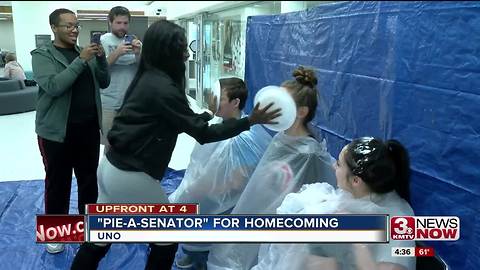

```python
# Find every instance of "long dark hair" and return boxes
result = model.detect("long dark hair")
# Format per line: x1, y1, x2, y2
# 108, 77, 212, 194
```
345, 137, 411, 202
122, 20, 188, 106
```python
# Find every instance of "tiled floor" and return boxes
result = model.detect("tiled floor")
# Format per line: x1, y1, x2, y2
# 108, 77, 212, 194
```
0, 96, 201, 182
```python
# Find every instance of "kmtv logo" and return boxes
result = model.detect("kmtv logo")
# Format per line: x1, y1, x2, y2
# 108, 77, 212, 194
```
391, 216, 460, 241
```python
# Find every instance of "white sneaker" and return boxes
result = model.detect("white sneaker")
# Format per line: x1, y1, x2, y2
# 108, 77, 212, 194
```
46, 243, 65, 254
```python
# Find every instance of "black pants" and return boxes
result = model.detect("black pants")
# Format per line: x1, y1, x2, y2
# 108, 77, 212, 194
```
37, 120, 100, 215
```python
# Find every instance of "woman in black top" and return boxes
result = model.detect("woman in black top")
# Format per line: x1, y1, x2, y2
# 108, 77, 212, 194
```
71, 20, 280, 270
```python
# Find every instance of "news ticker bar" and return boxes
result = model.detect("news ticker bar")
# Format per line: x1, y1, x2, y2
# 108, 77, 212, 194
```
88, 215, 386, 230
35, 204, 460, 243
88, 229, 386, 243
87, 215, 387, 243
36, 213, 388, 243
391, 247, 435, 257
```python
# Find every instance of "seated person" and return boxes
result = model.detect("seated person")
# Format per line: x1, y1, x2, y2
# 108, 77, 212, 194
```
252, 137, 415, 270
169, 77, 273, 269
207, 66, 337, 270
3, 53, 26, 81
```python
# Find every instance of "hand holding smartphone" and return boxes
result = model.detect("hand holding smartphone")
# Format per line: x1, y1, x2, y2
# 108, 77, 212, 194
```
91, 33, 102, 45
123, 35, 134, 45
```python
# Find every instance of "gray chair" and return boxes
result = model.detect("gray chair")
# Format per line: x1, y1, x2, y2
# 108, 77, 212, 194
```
0, 79, 38, 115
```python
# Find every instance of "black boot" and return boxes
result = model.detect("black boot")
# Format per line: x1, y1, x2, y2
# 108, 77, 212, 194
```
70, 243, 111, 270
145, 243, 178, 270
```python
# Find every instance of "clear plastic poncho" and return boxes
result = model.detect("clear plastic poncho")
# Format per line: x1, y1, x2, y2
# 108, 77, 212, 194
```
252, 182, 416, 270
207, 132, 337, 270
168, 120, 272, 215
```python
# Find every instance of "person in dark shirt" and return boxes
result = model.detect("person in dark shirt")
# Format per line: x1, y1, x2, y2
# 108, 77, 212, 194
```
30, 8, 110, 254
70, 20, 280, 270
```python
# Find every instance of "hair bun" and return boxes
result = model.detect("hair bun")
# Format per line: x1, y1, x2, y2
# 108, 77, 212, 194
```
292, 66, 318, 87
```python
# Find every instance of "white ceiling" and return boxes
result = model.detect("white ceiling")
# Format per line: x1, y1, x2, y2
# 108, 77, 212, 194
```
0, 1, 154, 8
0, 1, 253, 20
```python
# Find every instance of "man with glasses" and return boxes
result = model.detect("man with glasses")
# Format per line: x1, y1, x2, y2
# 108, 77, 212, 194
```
31, 8, 110, 254
99, 6, 142, 152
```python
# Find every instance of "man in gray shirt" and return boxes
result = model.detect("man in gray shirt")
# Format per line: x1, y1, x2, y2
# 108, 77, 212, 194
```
100, 6, 141, 151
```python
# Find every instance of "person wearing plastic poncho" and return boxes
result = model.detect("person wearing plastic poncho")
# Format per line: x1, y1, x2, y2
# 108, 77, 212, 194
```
252, 137, 416, 270
169, 77, 273, 270
207, 66, 337, 270
70, 21, 282, 270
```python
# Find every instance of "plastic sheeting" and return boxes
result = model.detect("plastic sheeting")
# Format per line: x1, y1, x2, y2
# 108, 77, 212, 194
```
207, 132, 336, 270
229, 132, 336, 215
253, 183, 415, 270
243, 2, 480, 269
169, 124, 272, 215
0, 168, 185, 270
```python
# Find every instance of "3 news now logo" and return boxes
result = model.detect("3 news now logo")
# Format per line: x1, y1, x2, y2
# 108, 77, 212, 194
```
390, 216, 460, 241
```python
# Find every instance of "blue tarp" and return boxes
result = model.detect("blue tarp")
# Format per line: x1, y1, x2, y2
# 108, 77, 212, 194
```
244, 2, 480, 269
0, 168, 185, 270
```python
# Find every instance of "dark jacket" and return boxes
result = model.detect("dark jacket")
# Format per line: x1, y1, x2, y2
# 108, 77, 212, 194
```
106, 69, 251, 180
31, 42, 110, 142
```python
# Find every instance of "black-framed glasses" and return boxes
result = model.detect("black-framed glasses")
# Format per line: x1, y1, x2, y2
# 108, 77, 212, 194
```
57, 24, 82, 31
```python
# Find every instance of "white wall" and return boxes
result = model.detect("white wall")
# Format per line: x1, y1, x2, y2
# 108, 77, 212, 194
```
12, 1, 76, 72
8, 1, 274, 71
0, 21, 16, 52
281, 1, 306, 13
151, 1, 230, 19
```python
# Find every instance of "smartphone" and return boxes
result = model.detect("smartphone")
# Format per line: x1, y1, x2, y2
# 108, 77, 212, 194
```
123, 35, 134, 45
91, 33, 102, 45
